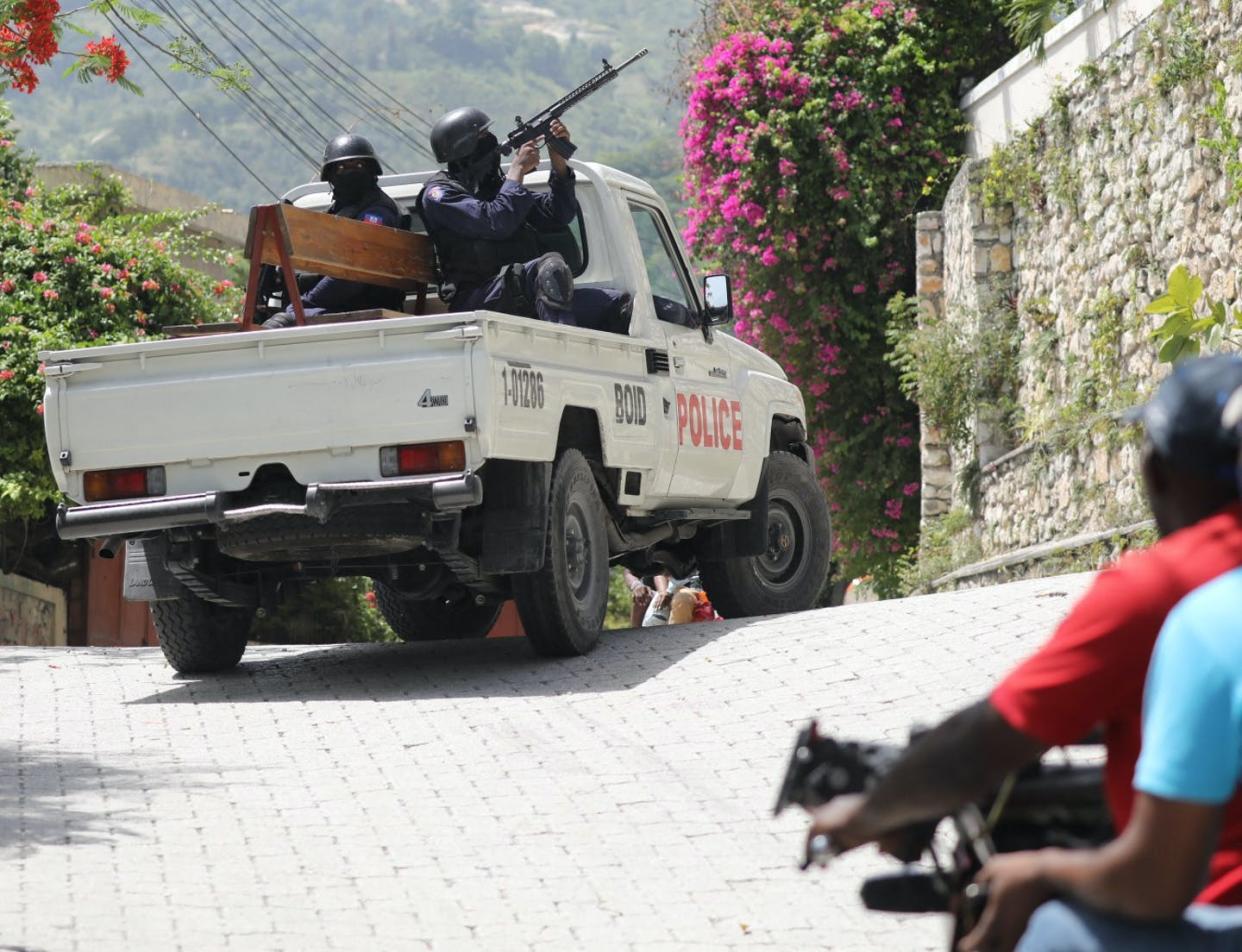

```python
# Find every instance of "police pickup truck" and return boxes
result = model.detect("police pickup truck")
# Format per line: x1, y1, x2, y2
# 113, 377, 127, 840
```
42, 161, 832, 673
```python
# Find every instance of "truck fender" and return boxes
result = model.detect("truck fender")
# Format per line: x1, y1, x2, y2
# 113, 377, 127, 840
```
122, 536, 183, 602
480, 459, 551, 574
769, 414, 814, 467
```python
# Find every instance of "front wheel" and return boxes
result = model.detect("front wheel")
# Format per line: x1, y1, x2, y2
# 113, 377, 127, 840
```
150, 588, 254, 674
373, 582, 503, 642
511, 449, 609, 656
700, 451, 832, 619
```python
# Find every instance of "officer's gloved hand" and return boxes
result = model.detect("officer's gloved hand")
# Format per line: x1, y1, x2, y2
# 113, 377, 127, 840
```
261, 311, 297, 330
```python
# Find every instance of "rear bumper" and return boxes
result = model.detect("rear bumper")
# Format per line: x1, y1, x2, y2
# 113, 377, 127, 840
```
56, 472, 483, 541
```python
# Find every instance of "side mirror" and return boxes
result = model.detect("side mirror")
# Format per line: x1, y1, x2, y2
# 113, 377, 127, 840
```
702, 273, 733, 326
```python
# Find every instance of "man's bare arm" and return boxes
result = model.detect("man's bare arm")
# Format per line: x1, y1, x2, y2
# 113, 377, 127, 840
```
810, 699, 1045, 850
1040, 793, 1219, 919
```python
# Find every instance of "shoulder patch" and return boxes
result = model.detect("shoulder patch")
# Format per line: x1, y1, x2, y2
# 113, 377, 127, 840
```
426, 185, 446, 203
362, 213, 385, 225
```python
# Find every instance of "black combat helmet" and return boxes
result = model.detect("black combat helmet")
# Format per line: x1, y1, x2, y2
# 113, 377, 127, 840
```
320, 133, 383, 181
430, 107, 494, 164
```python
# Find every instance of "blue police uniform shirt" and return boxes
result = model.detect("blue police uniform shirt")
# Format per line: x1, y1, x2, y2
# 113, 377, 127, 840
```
420, 169, 577, 243
1135, 566, 1242, 804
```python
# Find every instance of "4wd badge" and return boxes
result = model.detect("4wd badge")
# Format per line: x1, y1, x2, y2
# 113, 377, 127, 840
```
418, 389, 449, 408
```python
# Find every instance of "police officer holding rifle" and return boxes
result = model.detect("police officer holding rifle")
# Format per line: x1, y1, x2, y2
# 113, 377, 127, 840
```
418, 51, 646, 331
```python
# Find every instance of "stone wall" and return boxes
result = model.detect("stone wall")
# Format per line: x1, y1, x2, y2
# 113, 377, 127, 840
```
917, 0, 1242, 580
0, 570, 66, 646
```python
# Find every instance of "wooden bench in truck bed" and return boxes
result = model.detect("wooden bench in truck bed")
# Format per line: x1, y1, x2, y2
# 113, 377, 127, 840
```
166, 202, 438, 338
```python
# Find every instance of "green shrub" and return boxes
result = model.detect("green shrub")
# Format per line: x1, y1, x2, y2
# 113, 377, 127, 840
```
0, 108, 239, 523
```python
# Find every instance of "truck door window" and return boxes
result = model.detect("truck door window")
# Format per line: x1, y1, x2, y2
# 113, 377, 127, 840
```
628, 204, 697, 327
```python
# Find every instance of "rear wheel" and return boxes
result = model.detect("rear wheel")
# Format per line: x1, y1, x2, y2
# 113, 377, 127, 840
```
150, 588, 254, 674
700, 451, 831, 619
373, 582, 502, 642
512, 449, 608, 656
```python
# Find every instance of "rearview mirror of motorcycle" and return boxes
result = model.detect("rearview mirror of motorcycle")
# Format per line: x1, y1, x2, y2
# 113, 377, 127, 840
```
702, 273, 733, 326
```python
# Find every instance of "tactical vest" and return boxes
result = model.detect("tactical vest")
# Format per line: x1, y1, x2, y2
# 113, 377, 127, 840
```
417, 173, 582, 292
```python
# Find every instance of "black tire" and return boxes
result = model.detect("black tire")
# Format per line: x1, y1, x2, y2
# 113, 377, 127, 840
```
150, 590, 254, 674
373, 582, 503, 642
511, 449, 608, 656
700, 451, 832, 619
216, 509, 426, 562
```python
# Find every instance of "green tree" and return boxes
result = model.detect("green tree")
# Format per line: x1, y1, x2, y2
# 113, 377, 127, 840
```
0, 103, 396, 645
1000, 0, 1086, 55
681, 0, 1014, 592
0, 101, 238, 525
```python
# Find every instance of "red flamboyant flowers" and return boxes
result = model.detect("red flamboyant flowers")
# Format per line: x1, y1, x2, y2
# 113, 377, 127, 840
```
0, 3, 130, 93
83, 36, 129, 83
0, 0, 58, 93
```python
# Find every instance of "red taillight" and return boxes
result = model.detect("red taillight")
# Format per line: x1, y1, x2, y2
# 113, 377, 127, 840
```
83, 466, 166, 502
379, 441, 466, 477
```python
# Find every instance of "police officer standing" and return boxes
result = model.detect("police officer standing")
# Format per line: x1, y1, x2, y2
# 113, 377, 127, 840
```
262, 134, 405, 329
418, 107, 630, 331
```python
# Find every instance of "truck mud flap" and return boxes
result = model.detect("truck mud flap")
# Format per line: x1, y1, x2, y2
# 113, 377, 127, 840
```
480, 459, 550, 574
122, 536, 184, 602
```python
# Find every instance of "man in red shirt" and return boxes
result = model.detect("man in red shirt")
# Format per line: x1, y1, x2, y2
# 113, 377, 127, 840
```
806, 355, 1242, 908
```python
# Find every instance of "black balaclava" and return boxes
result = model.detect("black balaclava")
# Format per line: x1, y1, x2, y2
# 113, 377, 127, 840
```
331, 167, 374, 206
448, 131, 502, 196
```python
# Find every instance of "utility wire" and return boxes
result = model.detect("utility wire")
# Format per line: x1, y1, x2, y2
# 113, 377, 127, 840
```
259, 0, 434, 131
176, 0, 335, 146
103, 10, 279, 199
193, 0, 350, 138
127, 4, 320, 169
144, 0, 324, 167
151, 0, 330, 147
245, 0, 435, 140
233, 0, 433, 158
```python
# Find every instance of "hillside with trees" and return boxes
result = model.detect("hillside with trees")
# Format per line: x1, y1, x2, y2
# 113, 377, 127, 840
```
7, 0, 692, 214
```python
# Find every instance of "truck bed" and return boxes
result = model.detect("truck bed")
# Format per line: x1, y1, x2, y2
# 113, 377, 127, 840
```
43, 314, 485, 502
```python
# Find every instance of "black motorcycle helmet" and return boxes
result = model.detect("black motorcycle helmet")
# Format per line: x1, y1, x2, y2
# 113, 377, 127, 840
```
430, 107, 493, 164
320, 133, 383, 181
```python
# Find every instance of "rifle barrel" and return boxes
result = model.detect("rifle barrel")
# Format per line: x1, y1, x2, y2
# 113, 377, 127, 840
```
498, 49, 650, 154
546, 48, 650, 117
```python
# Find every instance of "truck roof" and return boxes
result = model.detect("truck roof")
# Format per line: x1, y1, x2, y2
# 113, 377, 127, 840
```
282, 161, 665, 212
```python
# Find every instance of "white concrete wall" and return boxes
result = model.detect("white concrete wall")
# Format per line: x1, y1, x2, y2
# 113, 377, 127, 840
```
962, 0, 1161, 158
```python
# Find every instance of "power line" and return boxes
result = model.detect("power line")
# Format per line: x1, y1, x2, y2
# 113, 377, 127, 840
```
103, 10, 279, 199
129, 3, 321, 170
148, 0, 330, 150
245, 0, 435, 138
164, 0, 336, 150
259, 0, 434, 132
144, 0, 325, 167
233, 0, 433, 159
110, 0, 444, 194
192, 0, 349, 139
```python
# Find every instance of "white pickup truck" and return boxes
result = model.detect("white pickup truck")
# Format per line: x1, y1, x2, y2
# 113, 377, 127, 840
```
42, 161, 831, 672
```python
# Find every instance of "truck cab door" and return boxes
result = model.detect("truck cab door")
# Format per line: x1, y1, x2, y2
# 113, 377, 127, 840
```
625, 201, 744, 502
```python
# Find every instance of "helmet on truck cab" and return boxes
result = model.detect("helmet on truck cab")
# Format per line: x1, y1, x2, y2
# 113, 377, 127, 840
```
320, 134, 383, 181
430, 107, 494, 164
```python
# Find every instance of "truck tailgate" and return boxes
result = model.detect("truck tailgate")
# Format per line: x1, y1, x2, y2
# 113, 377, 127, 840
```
43, 316, 479, 500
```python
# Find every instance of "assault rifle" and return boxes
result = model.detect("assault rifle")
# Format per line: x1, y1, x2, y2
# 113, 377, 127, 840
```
497, 49, 649, 161
774, 719, 1111, 949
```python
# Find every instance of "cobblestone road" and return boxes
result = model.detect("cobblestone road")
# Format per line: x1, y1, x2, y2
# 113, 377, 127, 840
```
1, 572, 1095, 952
